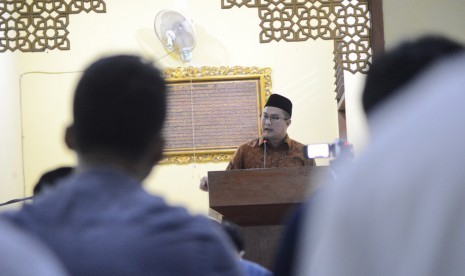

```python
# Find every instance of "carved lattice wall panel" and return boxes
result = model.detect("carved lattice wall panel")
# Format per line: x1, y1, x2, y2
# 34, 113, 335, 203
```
0, 0, 106, 52
221, 0, 372, 73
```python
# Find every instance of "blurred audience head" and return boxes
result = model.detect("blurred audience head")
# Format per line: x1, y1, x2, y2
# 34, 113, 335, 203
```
362, 35, 464, 116
68, 55, 167, 164
33, 166, 73, 196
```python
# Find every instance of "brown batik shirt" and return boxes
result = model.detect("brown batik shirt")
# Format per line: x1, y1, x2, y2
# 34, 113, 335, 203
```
226, 135, 315, 170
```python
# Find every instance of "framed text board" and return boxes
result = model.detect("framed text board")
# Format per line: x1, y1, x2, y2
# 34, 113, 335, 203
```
160, 66, 271, 164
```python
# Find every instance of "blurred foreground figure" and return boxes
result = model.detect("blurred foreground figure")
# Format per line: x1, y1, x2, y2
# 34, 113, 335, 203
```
0, 219, 69, 276
1, 55, 241, 276
362, 35, 464, 116
295, 53, 465, 275
272, 35, 464, 276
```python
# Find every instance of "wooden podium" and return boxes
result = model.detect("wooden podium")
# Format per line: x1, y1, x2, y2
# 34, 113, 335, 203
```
208, 166, 329, 269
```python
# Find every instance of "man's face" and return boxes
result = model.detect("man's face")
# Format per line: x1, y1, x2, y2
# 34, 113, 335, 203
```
261, 106, 291, 141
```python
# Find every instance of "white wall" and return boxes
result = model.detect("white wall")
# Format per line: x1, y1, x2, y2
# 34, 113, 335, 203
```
1, 1, 340, 214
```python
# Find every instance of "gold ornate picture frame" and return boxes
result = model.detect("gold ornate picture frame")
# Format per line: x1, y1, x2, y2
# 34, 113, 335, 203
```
160, 66, 271, 164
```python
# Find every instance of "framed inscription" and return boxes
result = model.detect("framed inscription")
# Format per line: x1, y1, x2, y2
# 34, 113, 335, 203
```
160, 66, 272, 164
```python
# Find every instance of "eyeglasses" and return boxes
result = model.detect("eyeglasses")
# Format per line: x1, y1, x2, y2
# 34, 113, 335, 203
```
260, 114, 289, 122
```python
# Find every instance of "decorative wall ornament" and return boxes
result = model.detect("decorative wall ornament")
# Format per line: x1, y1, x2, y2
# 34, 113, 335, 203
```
221, 0, 372, 74
160, 151, 235, 165
162, 66, 272, 97
0, 0, 106, 52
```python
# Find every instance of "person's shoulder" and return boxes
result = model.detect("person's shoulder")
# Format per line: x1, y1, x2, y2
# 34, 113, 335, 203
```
142, 202, 221, 237
286, 136, 306, 149
143, 209, 224, 243
165, 212, 223, 237
240, 258, 273, 276
241, 137, 260, 148
143, 213, 243, 275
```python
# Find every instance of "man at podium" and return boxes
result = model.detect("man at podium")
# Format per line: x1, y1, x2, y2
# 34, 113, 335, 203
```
226, 93, 314, 170
200, 94, 314, 191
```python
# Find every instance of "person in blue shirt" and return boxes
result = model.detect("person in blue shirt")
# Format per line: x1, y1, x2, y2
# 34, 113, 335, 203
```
2, 55, 242, 276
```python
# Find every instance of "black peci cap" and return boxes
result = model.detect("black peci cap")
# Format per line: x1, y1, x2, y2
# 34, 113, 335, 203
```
264, 94, 292, 117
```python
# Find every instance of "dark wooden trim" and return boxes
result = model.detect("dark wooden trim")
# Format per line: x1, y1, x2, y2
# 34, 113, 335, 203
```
338, 110, 347, 139
368, 0, 385, 59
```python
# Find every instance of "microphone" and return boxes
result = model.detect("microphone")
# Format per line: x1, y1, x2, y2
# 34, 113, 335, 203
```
263, 137, 269, 168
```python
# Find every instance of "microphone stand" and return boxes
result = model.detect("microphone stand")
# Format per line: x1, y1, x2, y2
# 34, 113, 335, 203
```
263, 138, 269, 168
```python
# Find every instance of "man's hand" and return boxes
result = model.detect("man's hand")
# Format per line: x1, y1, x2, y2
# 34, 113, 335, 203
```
199, 176, 209, 191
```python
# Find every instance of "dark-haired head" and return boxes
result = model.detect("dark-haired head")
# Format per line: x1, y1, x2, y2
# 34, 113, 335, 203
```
68, 55, 166, 165
362, 35, 465, 116
33, 166, 74, 196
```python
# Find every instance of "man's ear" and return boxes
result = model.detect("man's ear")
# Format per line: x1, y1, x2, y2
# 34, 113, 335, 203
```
65, 125, 76, 150
150, 137, 165, 165
286, 118, 292, 127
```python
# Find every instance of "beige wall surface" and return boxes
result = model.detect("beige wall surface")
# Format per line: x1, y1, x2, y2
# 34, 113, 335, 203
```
3, 0, 465, 213
0, 54, 23, 207
1, 1, 342, 213
383, 0, 465, 48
